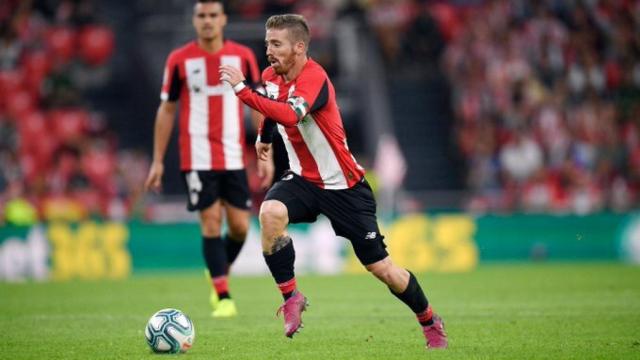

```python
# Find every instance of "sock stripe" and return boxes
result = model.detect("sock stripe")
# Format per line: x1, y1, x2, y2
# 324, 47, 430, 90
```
212, 275, 229, 294
277, 278, 297, 295
417, 306, 433, 323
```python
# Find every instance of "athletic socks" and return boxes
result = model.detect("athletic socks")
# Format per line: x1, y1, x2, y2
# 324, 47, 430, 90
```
203, 236, 227, 276
390, 271, 434, 326
203, 236, 231, 298
212, 275, 230, 300
278, 278, 297, 300
224, 234, 246, 266
263, 239, 297, 300
416, 306, 434, 327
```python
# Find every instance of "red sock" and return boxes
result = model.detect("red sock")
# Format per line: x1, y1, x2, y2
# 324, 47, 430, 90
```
277, 278, 297, 300
417, 306, 434, 326
212, 275, 230, 299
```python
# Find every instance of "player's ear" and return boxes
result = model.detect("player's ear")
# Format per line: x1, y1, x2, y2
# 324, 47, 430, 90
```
294, 41, 305, 55
220, 13, 228, 27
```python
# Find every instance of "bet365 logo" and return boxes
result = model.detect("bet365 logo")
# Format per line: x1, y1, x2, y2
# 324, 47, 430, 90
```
48, 222, 131, 280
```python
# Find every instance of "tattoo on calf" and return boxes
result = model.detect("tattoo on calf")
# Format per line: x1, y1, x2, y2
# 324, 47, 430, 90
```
270, 235, 292, 254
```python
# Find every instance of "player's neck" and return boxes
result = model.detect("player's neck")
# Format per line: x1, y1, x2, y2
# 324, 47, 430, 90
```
197, 37, 224, 53
284, 56, 308, 82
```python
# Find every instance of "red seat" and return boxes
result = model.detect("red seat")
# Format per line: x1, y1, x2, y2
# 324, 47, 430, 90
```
45, 27, 76, 63
78, 25, 114, 66
6, 90, 36, 118
22, 49, 53, 91
49, 109, 89, 144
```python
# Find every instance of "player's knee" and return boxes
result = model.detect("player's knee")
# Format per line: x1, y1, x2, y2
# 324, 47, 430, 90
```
200, 221, 221, 237
227, 218, 249, 240
200, 213, 222, 237
259, 200, 288, 231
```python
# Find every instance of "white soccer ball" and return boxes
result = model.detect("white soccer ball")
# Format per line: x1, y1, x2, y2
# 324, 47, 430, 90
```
144, 308, 195, 353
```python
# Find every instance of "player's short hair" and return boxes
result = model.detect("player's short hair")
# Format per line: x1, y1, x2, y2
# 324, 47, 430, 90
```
196, 0, 225, 10
266, 14, 310, 48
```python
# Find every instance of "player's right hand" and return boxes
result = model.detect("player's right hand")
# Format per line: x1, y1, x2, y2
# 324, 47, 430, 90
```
144, 162, 164, 193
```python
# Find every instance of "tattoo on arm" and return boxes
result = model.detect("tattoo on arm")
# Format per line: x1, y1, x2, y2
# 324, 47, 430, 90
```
268, 235, 291, 254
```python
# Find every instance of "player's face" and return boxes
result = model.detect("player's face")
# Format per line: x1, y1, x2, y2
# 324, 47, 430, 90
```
265, 28, 302, 75
193, 2, 226, 42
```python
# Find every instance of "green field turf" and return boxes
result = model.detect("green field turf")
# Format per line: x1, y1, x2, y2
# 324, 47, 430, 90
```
2, 263, 640, 359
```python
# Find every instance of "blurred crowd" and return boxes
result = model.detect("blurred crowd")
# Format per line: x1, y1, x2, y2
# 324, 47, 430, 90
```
0, 0, 148, 225
443, 0, 640, 214
3, 0, 638, 224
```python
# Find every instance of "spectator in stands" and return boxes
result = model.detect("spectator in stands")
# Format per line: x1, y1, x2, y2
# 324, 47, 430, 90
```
443, 0, 640, 213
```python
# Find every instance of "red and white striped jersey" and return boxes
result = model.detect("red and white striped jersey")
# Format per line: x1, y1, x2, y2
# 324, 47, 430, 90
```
236, 59, 365, 189
161, 40, 260, 171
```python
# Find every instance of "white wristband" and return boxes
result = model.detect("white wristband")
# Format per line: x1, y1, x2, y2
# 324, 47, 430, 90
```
233, 82, 246, 93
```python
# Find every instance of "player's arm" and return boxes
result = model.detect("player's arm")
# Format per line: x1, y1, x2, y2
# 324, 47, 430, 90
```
249, 107, 274, 189
219, 65, 305, 127
145, 53, 181, 193
243, 50, 275, 189
144, 101, 177, 192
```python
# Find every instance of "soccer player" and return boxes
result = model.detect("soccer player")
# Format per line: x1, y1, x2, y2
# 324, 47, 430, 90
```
219, 14, 448, 349
144, 0, 274, 318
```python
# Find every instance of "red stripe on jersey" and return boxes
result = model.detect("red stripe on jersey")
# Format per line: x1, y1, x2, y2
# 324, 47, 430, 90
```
284, 127, 324, 187
207, 56, 225, 169
209, 95, 224, 169
178, 61, 192, 170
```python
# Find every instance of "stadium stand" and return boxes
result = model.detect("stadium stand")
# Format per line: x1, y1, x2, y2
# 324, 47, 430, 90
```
3, 0, 637, 222
441, 0, 640, 214
0, 0, 148, 223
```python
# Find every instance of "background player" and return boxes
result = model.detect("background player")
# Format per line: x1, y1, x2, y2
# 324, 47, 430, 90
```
219, 14, 448, 349
144, 0, 273, 318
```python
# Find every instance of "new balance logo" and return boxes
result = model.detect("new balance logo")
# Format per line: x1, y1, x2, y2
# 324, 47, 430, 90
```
365, 232, 377, 240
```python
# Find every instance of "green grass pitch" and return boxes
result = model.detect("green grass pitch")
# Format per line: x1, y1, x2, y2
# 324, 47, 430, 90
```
2, 263, 640, 359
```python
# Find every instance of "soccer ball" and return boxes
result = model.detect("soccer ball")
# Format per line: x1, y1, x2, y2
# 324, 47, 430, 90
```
144, 308, 195, 353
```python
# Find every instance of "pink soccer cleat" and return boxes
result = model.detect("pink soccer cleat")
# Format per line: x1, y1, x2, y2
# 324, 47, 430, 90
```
276, 291, 308, 338
423, 314, 448, 349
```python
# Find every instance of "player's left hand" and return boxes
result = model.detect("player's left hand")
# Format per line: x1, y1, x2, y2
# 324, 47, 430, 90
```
219, 65, 245, 87
257, 155, 274, 191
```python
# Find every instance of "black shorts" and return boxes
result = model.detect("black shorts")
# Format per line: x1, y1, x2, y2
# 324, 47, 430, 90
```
264, 171, 388, 266
181, 170, 251, 211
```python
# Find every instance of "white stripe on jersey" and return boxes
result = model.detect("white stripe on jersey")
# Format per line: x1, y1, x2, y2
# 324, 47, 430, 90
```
185, 58, 211, 169
277, 124, 302, 175
220, 55, 243, 170
297, 115, 348, 189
